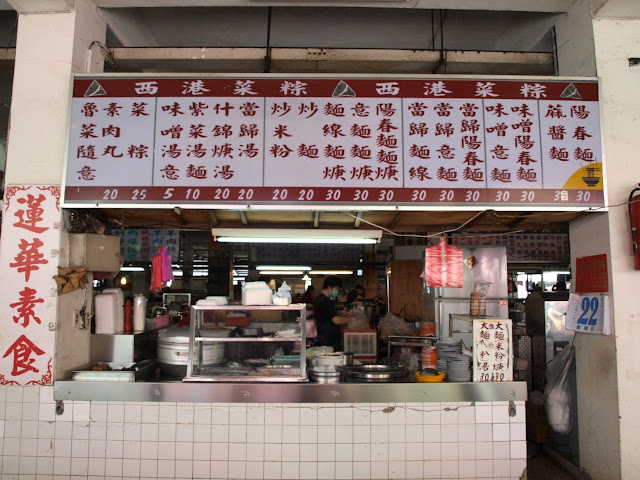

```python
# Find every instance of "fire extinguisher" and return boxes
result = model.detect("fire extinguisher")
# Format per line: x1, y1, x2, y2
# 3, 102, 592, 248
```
628, 184, 640, 269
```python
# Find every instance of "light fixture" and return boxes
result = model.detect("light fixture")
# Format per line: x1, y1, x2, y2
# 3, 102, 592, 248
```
309, 270, 354, 275
121, 266, 145, 272
212, 228, 382, 244
257, 265, 311, 271
259, 270, 304, 276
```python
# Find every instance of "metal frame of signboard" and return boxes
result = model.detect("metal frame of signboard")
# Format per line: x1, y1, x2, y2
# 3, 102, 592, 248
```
61, 73, 608, 213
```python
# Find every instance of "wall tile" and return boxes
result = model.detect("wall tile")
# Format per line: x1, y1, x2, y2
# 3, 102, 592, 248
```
281, 461, 299, 480
510, 440, 527, 459
388, 424, 405, 443
493, 458, 511, 477
193, 459, 211, 479
492, 404, 510, 424
246, 460, 264, 480
22, 420, 39, 438
300, 443, 318, 462
388, 461, 405, 479
493, 441, 510, 460
175, 459, 193, 478
141, 423, 158, 442
139, 459, 157, 477
19, 455, 37, 474
335, 461, 353, 480
423, 442, 441, 461
87, 457, 106, 476
122, 458, 140, 477
140, 403, 159, 424
476, 458, 493, 477
441, 441, 459, 461
157, 459, 176, 478
406, 460, 423, 479
511, 458, 527, 477
139, 441, 158, 460
493, 423, 510, 442
264, 443, 282, 462
406, 423, 423, 443
36, 456, 54, 475
441, 423, 458, 443
510, 422, 526, 441
423, 459, 441, 479
441, 459, 459, 478
299, 461, 317, 480
300, 425, 317, 444
176, 423, 194, 442
123, 403, 142, 424
263, 461, 281, 480
475, 405, 492, 424
459, 459, 476, 478
476, 441, 493, 460
211, 460, 229, 479
7, 386, 24, 403
72, 402, 91, 422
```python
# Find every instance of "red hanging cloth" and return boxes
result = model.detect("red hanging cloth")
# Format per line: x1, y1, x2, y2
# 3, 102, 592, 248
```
422, 238, 463, 288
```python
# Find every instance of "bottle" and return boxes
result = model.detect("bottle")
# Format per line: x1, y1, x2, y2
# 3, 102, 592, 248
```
124, 300, 133, 333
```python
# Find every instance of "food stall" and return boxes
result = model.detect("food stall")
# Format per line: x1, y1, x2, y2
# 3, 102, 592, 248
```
42, 72, 606, 480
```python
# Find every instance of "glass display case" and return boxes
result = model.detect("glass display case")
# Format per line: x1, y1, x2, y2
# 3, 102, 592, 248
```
184, 304, 307, 382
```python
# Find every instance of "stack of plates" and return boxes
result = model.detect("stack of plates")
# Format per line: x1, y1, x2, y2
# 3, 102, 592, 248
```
436, 339, 463, 372
446, 353, 472, 382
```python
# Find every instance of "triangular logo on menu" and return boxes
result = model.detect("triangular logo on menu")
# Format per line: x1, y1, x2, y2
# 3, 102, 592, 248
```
84, 80, 107, 97
560, 83, 581, 100
332, 80, 356, 97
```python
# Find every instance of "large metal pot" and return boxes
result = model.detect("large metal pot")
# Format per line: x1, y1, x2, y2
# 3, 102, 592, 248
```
157, 326, 231, 377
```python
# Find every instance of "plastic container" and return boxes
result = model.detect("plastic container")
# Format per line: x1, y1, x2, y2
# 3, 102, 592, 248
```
133, 294, 147, 331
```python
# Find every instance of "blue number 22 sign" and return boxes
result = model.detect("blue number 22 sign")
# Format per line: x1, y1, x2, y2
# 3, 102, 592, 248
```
565, 293, 610, 335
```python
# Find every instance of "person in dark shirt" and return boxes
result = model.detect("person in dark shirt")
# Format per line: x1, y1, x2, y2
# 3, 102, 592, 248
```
314, 276, 354, 351
346, 284, 363, 304
301, 285, 315, 305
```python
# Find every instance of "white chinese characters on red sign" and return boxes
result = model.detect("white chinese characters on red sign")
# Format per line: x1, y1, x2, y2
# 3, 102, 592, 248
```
65, 78, 603, 207
472, 319, 513, 382
0, 186, 59, 385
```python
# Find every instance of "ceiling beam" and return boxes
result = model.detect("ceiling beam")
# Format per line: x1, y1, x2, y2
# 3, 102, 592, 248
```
109, 47, 553, 75
91, 1, 575, 14
99, 8, 159, 47
208, 211, 219, 226
7, 0, 73, 13
239, 211, 248, 225
313, 211, 320, 228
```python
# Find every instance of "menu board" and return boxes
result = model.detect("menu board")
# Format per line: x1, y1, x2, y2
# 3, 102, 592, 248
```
472, 319, 513, 382
64, 76, 604, 208
113, 229, 179, 263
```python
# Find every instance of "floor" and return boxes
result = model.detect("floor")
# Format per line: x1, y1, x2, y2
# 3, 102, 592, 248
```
527, 451, 579, 480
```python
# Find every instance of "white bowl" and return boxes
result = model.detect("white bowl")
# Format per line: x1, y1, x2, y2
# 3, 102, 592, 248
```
314, 353, 346, 367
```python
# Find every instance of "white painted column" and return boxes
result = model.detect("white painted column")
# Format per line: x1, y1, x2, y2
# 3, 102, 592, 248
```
0, 0, 106, 385
588, 15, 640, 480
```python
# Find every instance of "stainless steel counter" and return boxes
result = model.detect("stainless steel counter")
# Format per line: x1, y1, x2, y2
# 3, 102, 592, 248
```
54, 380, 527, 403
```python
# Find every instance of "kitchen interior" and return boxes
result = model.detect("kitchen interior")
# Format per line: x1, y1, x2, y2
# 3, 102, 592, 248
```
57, 206, 577, 461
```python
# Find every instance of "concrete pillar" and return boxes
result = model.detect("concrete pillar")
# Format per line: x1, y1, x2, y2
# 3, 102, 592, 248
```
589, 15, 640, 479
0, 0, 106, 384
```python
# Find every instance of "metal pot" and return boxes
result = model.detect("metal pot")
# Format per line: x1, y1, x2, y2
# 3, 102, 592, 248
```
157, 326, 231, 377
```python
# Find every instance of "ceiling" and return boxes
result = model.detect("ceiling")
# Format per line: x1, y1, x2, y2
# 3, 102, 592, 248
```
88, 207, 584, 237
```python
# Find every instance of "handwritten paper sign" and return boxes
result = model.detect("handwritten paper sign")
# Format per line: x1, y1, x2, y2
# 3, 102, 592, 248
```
565, 293, 611, 334
473, 319, 513, 382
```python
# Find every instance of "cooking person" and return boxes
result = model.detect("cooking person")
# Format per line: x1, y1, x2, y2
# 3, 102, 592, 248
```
346, 284, 364, 304
314, 275, 354, 351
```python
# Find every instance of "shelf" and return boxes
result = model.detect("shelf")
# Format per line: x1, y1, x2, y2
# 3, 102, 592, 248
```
186, 304, 307, 382
194, 336, 302, 343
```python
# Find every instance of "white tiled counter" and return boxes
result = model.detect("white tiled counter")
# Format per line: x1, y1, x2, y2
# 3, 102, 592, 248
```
0, 385, 527, 480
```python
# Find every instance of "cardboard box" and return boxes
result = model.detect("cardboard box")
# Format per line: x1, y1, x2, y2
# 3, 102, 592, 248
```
69, 233, 121, 272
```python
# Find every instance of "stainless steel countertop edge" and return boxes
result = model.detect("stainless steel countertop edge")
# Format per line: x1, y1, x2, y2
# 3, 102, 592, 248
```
54, 381, 527, 403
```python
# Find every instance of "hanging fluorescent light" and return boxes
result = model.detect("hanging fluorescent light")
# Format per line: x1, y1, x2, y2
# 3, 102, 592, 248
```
259, 270, 304, 275
212, 228, 382, 244
120, 266, 145, 272
257, 265, 311, 271
309, 270, 353, 275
